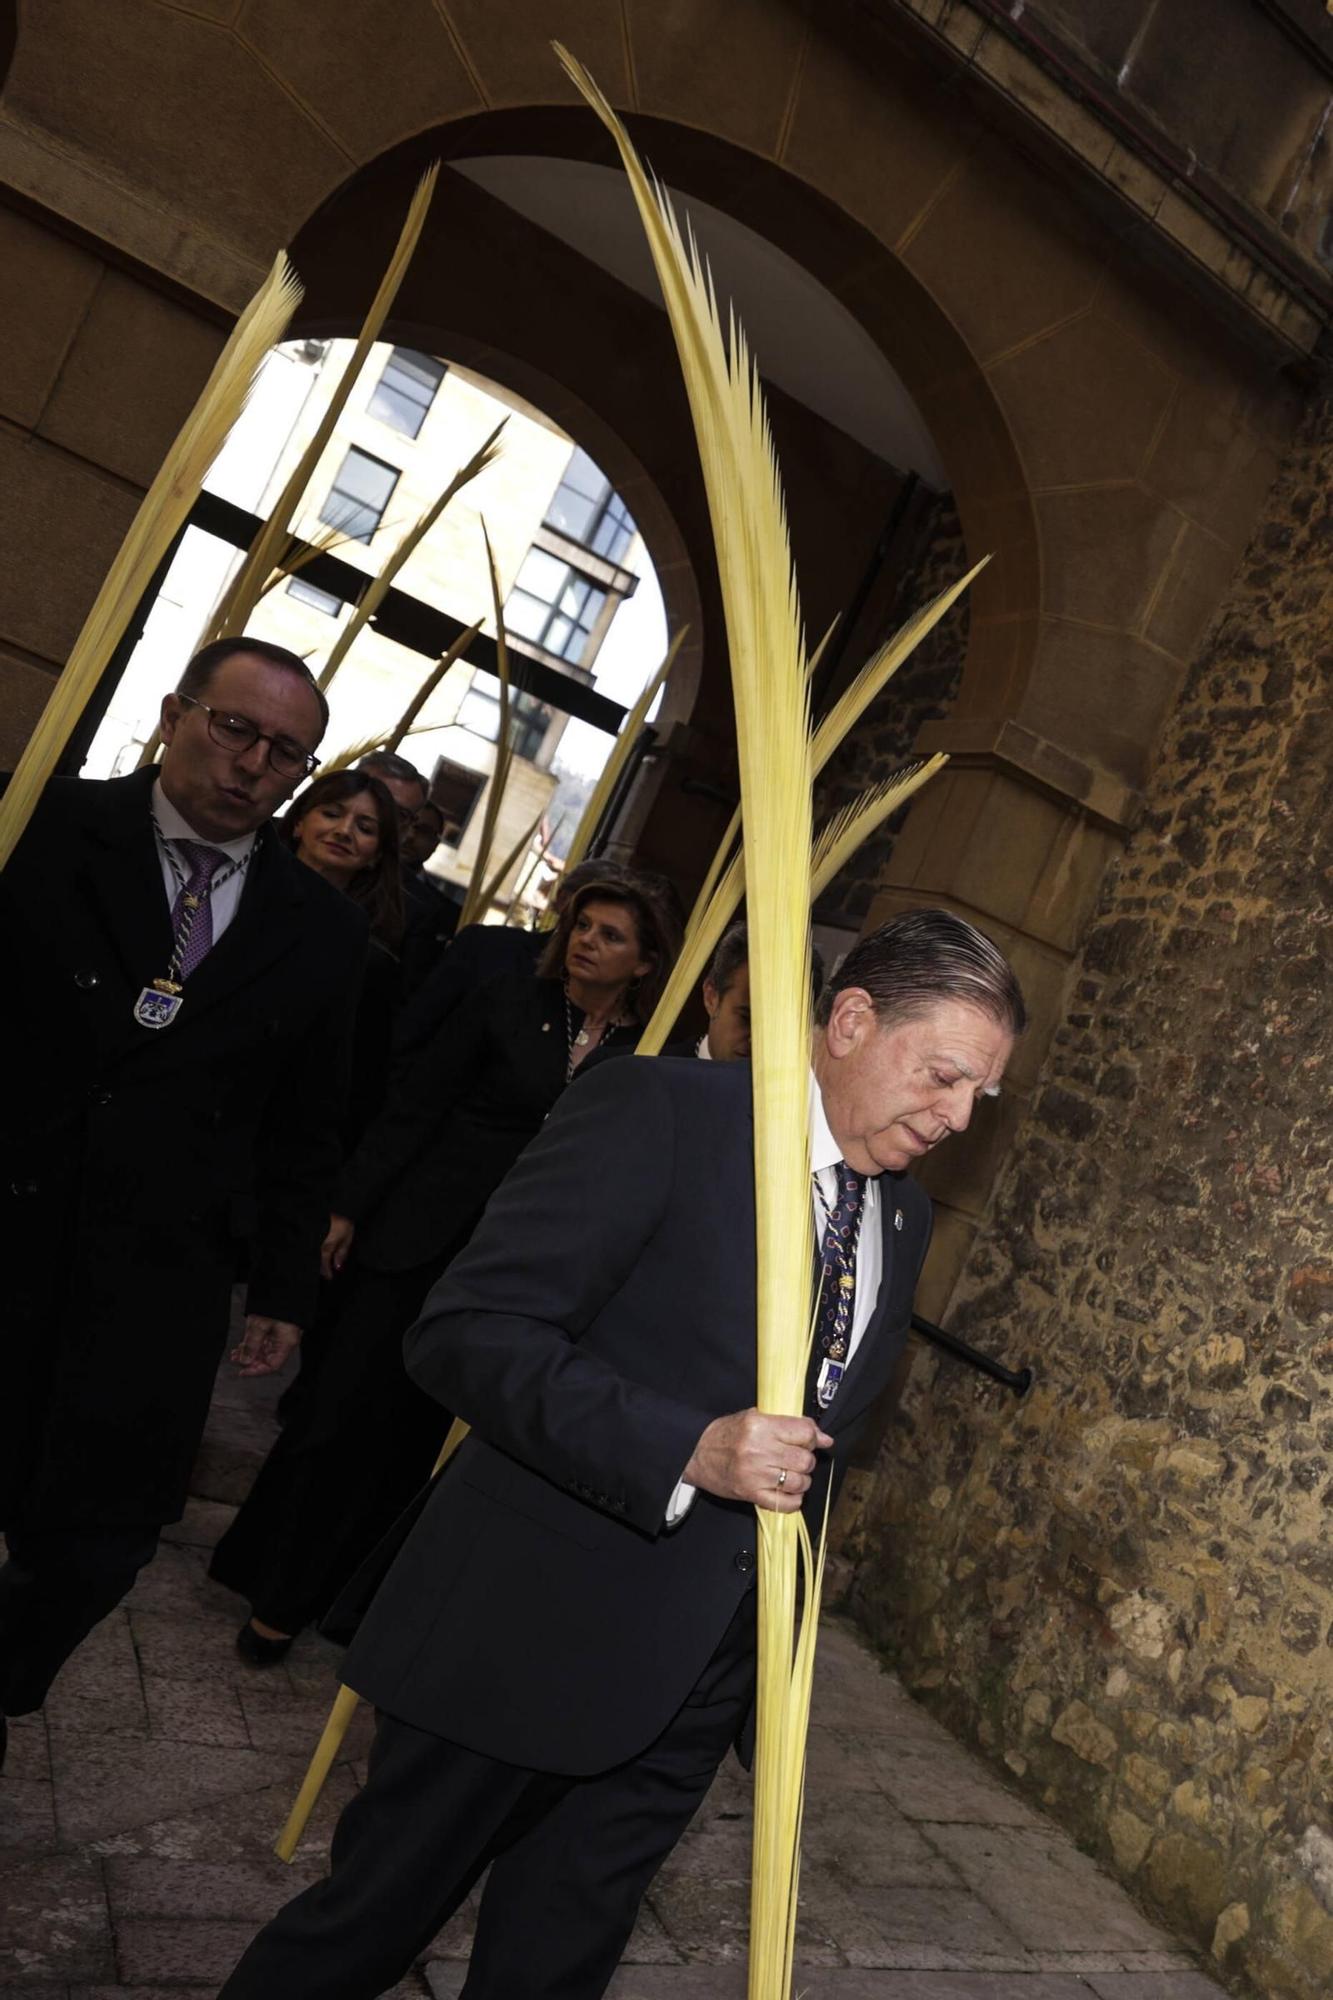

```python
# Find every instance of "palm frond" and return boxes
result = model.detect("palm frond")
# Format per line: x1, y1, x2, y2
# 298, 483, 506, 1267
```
809, 558, 987, 775
809, 756, 947, 902
557, 50, 816, 1999
316, 421, 504, 693
560, 625, 684, 880
1, 252, 303, 864
210, 164, 439, 645
478, 803, 547, 912
385, 618, 484, 752
457, 523, 515, 929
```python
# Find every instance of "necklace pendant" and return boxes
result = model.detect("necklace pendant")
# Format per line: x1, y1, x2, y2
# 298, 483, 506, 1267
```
575, 1027, 590, 1046
133, 983, 184, 1030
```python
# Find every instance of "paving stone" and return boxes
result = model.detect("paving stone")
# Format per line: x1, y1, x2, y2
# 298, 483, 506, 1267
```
113, 1918, 267, 1985
124, 1608, 262, 1691
0, 1774, 59, 1851
49, 1730, 302, 1846
103, 1854, 324, 1923
805, 1723, 903, 1792
1086, 1972, 1227, 1997
76, 1986, 428, 2000
123, 1543, 220, 1622
842, 1882, 1029, 1958
872, 1744, 1046, 1827
142, 1677, 251, 1749
43, 1611, 148, 1739
0, 1854, 113, 1982
160, 1498, 238, 1550
236, 1682, 375, 1760
435, 1973, 1100, 1998
84, 1766, 358, 1865
802, 1799, 957, 1888
3, 1713, 51, 1780
927, 1826, 1177, 1954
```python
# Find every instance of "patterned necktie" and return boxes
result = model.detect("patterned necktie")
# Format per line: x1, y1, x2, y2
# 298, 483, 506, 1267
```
170, 840, 228, 978
806, 1161, 867, 1415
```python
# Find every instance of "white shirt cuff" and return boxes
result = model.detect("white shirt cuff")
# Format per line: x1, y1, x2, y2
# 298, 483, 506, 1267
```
665, 1477, 697, 1526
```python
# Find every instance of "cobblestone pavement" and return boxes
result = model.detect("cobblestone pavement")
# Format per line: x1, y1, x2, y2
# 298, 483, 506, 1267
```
1, 1366, 1229, 1999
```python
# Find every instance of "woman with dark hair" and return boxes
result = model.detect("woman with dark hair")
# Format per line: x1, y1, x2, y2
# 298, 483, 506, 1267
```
208, 876, 680, 1662
281, 769, 404, 951
279, 769, 405, 1149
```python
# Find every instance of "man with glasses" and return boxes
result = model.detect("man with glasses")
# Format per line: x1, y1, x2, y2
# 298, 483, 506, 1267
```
0, 638, 366, 1763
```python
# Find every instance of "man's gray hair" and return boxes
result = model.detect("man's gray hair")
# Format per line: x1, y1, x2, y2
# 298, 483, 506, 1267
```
814, 907, 1026, 1035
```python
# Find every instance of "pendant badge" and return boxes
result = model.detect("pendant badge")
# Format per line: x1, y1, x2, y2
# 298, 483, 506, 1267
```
133, 983, 184, 1030
816, 1357, 844, 1410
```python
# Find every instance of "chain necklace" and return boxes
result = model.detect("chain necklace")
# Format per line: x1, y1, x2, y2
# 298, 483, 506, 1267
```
562, 989, 629, 1083
132, 816, 253, 1030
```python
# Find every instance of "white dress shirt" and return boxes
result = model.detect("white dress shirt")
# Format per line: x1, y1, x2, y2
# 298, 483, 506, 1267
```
152, 778, 257, 944
665, 1069, 885, 1524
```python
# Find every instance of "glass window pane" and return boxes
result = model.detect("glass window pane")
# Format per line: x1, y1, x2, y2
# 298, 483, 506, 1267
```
503, 589, 550, 641
545, 615, 574, 655
458, 688, 501, 740
318, 447, 398, 545
545, 488, 599, 543
286, 577, 341, 615
558, 576, 591, 618
563, 626, 590, 666
514, 547, 568, 600
368, 347, 445, 439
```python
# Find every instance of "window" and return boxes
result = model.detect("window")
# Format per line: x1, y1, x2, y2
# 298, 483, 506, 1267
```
504, 548, 607, 666
286, 576, 342, 616
458, 683, 551, 762
544, 447, 636, 565
318, 447, 399, 544
430, 760, 486, 839
368, 347, 446, 439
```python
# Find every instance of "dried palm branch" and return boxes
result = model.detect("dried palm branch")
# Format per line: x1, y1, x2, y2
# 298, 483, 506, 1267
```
476, 803, 547, 915
809, 755, 947, 903
559, 625, 685, 880
211, 165, 439, 645
384, 618, 484, 752
0, 252, 302, 867
809, 557, 987, 774
510, 814, 563, 923
457, 524, 515, 929
316, 719, 435, 778
316, 422, 504, 693
556, 49, 817, 1999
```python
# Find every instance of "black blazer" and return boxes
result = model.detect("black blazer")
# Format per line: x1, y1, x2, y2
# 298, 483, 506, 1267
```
341, 1054, 931, 1775
337, 973, 635, 1273
0, 766, 366, 1526
393, 922, 544, 1068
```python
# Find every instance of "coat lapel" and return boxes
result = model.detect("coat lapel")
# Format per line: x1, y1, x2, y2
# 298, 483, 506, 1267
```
172, 830, 307, 1029
823, 1177, 912, 1436
74, 769, 175, 995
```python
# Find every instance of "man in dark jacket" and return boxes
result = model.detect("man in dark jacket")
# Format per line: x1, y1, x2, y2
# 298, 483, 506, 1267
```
219, 907, 1024, 2000
0, 638, 366, 1750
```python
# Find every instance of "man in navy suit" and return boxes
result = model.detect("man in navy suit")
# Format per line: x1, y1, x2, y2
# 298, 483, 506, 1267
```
220, 907, 1024, 2000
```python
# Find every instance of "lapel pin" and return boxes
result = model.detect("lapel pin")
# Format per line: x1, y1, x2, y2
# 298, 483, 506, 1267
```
894, 1208, 904, 1231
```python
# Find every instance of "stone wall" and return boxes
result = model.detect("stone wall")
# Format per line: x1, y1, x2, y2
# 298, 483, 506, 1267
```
849, 396, 1333, 2000
814, 491, 969, 927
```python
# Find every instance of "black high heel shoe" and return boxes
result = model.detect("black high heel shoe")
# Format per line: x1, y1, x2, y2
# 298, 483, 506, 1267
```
235, 1619, 294, 1667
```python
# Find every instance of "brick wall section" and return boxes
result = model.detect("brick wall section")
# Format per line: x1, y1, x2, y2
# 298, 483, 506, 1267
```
849, 397, 1333, 1999
814, 493, 968, 926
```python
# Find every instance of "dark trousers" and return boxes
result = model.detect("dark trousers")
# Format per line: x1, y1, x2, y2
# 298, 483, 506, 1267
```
0, 1523, 159, 1715
218, 1593, 757, 2000
209, 1257, 449, 1636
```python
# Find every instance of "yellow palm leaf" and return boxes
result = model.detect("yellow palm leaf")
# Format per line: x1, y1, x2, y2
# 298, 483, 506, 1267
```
385, 619, 484, 753
809, 755, 948, 902
457, 523, 515, 929
316, 421, 504, 693
0, 252, 303, 868
557, 49, 816, 1998
211, 165, 439, 644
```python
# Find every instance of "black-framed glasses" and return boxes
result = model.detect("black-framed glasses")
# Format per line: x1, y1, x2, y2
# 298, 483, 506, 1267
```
176, 695, 320, 778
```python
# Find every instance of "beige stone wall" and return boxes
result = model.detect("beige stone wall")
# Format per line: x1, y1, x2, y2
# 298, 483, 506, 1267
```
0, 202, 225, 762
849, 397, 1333, 2000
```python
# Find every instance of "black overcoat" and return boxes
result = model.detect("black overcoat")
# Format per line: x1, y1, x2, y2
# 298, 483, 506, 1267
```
341, 1053, 932, 1775
0, 767, 366, 1530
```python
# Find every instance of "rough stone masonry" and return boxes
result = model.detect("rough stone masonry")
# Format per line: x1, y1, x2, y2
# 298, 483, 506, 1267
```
848, 394, 1333, 2000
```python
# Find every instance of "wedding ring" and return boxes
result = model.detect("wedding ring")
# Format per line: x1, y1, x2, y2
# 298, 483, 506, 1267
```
775, 1468, 788, 1489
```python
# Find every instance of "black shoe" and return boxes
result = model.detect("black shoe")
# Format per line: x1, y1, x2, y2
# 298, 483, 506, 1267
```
235, 1620, 294, 1667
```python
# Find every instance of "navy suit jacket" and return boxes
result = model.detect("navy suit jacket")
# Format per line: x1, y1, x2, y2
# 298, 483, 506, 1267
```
342, 1054, 932, 1774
